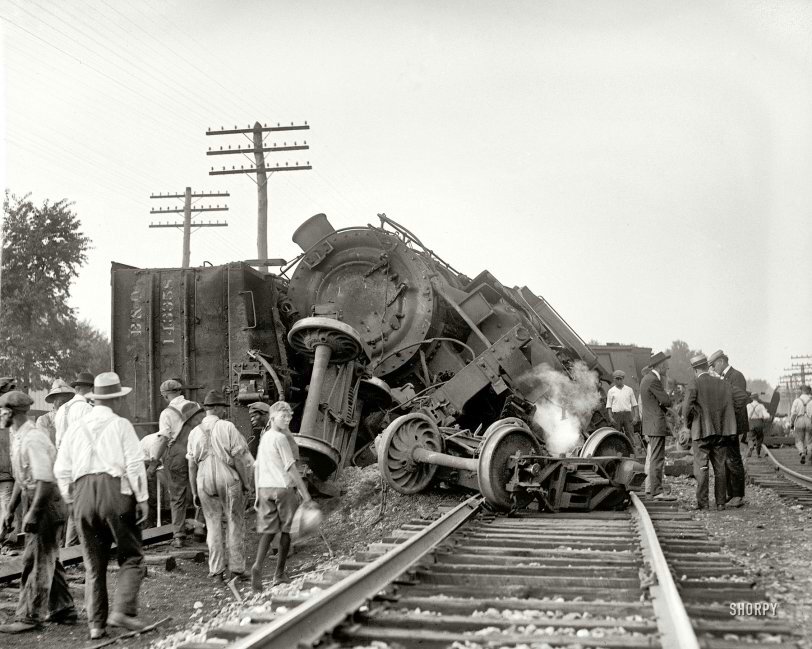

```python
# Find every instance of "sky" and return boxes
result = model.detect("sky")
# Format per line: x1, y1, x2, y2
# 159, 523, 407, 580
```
1, 0, 811, 385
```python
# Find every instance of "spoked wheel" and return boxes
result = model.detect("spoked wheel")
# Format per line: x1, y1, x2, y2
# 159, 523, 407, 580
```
580, 427, 634, 458
378, 413, 444, 494
477, 419, 540, 511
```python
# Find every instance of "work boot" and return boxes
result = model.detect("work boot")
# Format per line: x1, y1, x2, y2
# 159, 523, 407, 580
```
0, 621, 39, 634
49, 609, 78, 625
89, 627, 107, 640
107, 612, 147, 631
800, 454, 806, 465
726, 496, 744, 508
250, 566, 263, 593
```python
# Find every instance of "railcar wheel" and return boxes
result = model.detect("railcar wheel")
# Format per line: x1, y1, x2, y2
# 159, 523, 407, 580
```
378, 413, 443, 494
579, 427, 633, 458
477, 420, 540, 511
288, 316, 367, 364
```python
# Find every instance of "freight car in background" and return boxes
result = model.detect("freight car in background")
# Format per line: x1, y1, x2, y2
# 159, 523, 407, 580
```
111, 213, 646, 509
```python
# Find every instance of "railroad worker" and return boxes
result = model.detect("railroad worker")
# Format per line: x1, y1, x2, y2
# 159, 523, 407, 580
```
55, 371, 95, 450
53, 372, 149, 639
149, 378, 202, 549
707, 350, 747, 507
140, 432, 164, 528
187, 391, 254, 581
790, 385, 812, 464
640, 352, 674, 500
250, 401, 311, 592
37, 380, 75, 446
746, 393, 771, 458
605, 370, 641, 454
682, 354, 736, 510
0, 391, 76, 634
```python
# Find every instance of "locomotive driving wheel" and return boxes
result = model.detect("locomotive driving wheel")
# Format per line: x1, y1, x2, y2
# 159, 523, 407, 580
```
378, 412, 444, 494
477, 419, 540, 511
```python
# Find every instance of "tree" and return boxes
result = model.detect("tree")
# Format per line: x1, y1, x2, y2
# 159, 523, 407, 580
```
63, 320, 112, 377
668, 339, 704, 386
0, 192, 91, 389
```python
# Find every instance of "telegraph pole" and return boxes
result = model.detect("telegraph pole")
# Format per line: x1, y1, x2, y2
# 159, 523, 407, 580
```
206, 121, 310, 260
149, 188, 230, 267
790, 354, 812, 386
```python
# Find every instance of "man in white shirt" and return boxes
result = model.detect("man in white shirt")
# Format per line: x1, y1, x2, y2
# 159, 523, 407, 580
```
55, 372, 94, 450
790, 385, 812, 464
140, 432, 164, 528
36, 380, 75, 446
605, 370, 641, 455
148, 379, 202, 548
746, 393, 771, 458
53, 372, 149, 639
187, 391, 254, 581
0, 391, 76, 634
250, 401, 310, 592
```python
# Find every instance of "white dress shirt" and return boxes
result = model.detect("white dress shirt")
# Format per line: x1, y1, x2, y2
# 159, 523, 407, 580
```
11, 421, 57, 489
606, 385, 638, 412
54, 404, 148, 503
55, 393, 92, 449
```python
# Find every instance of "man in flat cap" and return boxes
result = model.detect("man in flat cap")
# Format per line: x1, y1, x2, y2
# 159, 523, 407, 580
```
187, 390, 254, 582
605, 370, 642, 455
149, 378, 202, 548
54, 372, 149, 638
37, 380, 75, 446
707, 350, 748, 507
682, 354, 736, 510
0, 391, 76, 633
639, 351, 674, 500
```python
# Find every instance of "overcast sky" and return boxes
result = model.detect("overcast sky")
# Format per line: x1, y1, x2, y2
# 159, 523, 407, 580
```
2, 0, 811, 385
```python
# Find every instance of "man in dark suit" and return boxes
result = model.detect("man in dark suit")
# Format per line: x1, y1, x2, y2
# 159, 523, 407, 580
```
708, 349, 747, 507
640, 351, 673, 499
682, 354, 737, 509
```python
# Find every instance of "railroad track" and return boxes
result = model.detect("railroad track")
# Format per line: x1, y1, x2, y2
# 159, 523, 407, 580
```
746, 445, 812, 507
183, 496, 798, 649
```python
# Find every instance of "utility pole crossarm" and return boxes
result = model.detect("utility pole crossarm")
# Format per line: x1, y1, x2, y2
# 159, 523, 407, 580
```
149, 221, 228, 228
209, 164, 312, 175
150, 192, 230, 199
207, 145, 309, 155
150, 207, 230, 214
206, 123, 309, 136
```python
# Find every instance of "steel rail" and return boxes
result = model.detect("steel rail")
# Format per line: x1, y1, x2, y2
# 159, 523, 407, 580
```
763, 447, 812, 486
229, 495, 482, 649
630, 493, 700, 649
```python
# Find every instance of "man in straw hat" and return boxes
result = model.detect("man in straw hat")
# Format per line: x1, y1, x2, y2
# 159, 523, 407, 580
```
187, 390, 254, 581
639, 351, 675, 500
54, 372, 149, 639
0, 391, 76, 633
682, 354, 736, 510
37, 380, 75, 446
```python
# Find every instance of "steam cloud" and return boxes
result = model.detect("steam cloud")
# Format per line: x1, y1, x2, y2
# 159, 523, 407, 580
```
520, 362, 601, 456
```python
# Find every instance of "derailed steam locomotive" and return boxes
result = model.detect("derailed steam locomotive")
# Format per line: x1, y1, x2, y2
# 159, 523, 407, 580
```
111, 213, 644, 511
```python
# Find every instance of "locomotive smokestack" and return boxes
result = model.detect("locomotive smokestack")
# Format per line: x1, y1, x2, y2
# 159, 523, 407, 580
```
292, 213, 336, 252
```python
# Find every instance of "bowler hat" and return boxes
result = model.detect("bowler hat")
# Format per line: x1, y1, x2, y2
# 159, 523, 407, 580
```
649, 351, 671, 368
0, 390, 33, 411
203, 390, 228, 407
690, 353, 708, 368
612, 370, 625, 379
91, 372, 132, 400
71, 371, 95, 388
248, 401, 271, 414
707, 349, 726, 365
45, 379, 75, 403
159, 378, 184, 393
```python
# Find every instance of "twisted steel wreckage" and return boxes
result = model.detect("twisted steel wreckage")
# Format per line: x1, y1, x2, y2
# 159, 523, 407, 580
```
112, 214, 645, 512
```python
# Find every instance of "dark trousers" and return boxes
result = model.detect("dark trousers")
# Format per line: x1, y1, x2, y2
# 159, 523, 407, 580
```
73, 474, 145, 629
165, 447, 191, 539
722, 435, 746, 499
692, 436, 728, 507
646, 436, 666, 495
747, 422, 765, 456
613, 412, 642, 452
16, 491, 75, 625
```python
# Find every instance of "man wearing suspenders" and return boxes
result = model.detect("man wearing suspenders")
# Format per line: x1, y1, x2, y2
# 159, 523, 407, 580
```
187, 391, 254, 581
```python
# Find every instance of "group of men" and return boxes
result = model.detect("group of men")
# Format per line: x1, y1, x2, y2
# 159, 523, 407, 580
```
0, 372, 311, 638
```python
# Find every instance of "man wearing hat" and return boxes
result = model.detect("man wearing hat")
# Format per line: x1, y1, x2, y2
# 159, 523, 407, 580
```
37, 380, 75, 446
187, 390, 254, 581
605, 370, 641, 455
746, 393, 771, 458
55, 371, 95, 450
0, 377, 18, 554
682, 354, 737, 510
53, 372, 149, 638
149, 378, 202, 548
639, 351, 674, 500
707, 350, 748, 506
0, 391, 76, 633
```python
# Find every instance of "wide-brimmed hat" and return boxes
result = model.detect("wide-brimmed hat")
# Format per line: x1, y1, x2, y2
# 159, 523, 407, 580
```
690, 353, 708, 368
649, 351, 671, 368
91, 372, 132, 400
203, 390, 228, 407
0, 377, 16, 394
248, 401, 271, 414
707, 349, 726, 365
159, 378, 184, 393
0, 390, 33, 411
612, 370, 625, 379
45, 379, 75, 403
71, 371, 95, 388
